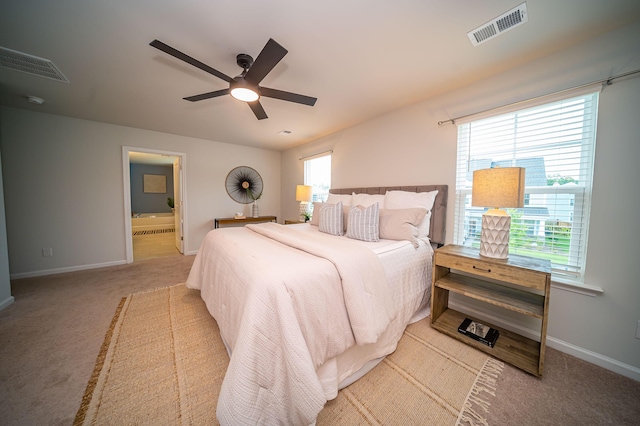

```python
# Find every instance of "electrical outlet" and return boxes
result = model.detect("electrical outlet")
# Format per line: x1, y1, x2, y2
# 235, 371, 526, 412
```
636, 321, 640, 339
42, 248, 53, 257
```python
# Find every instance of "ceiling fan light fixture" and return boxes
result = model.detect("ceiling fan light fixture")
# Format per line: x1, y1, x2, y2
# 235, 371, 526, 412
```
230, 78, 259, 102
230, 87, 259, 102
150, 38, 317, 119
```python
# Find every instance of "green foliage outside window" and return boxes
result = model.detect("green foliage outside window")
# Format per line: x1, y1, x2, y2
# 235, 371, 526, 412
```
547, 175, 577, 186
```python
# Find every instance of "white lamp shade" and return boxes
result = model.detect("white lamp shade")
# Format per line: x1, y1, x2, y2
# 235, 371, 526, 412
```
296, 185, 313, 202
472, 167, 525, 209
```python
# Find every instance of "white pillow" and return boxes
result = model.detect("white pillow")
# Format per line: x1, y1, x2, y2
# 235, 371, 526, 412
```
326, 193, 352, 206
319, 201, 344, 236
421, 211, 432, 237
384, 190, 438, 238
384, 190, 438, 211
346, 203, 380, 242
352, 192, 385, 208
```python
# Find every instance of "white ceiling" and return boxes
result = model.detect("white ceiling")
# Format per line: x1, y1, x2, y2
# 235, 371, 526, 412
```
1, 1, 639, 151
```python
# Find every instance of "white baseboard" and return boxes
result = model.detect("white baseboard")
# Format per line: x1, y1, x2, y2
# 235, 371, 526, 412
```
0, 295, 15, 311
546, 335, 640, 382
9, 260, 127, 280
449, 300, 640, 382
10, 252, 199, 280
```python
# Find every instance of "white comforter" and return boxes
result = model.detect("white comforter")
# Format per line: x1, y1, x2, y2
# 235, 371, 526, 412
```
186, 222, 429, 425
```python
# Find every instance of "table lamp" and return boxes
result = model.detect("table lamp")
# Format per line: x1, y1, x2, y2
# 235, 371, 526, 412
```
296, 185, 313, 222
472, 167, 525, 259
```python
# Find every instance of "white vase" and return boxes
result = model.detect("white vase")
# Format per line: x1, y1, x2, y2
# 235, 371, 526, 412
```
252, 201, 259, 218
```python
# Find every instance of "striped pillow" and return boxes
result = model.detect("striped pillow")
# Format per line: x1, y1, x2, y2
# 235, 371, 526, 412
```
319, 202, 344, 236
346, 202, 380, 242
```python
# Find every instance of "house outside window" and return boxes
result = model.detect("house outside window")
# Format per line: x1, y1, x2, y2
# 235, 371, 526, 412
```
453, 91, 599, 283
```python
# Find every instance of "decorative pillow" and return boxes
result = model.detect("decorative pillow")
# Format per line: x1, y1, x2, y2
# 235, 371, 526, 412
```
384, 190, 438, 237
319, 202, 344, 236
326, 193, 352, 206
313, 202, 348, 231
352, 192, 385, 208
346, 203, 380, 242
379, 208, 428, 247
309, 202, 324, 226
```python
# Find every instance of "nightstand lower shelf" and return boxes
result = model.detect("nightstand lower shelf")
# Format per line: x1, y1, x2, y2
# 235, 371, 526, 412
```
431, 308, 541, 376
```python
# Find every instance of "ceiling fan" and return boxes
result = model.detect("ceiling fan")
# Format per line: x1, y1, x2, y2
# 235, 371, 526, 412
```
150, 38, 317, 120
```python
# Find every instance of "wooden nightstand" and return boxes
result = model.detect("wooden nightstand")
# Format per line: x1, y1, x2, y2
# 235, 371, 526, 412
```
284, 219, 303, 224
431, 244, 551, 376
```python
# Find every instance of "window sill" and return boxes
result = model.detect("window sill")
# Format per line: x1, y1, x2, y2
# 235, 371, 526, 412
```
551, 277, 604, 297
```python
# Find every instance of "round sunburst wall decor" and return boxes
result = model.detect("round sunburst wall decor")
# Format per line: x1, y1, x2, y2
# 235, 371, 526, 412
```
225, 166, 263, 204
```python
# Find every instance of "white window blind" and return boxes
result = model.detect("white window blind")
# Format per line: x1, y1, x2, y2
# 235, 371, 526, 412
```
303, 154, 331, 203
453, 92, 599, 282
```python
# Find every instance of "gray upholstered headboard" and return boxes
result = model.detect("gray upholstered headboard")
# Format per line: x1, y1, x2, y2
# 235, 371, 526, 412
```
330, 185, 448, 247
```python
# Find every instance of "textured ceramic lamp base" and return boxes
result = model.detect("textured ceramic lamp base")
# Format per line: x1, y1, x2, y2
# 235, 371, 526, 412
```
479, 214, 511, 259
299, 202, 308, 222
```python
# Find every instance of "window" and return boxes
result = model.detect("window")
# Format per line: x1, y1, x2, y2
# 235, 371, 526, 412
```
453, 91, 599, 283
303, 153, 331, 204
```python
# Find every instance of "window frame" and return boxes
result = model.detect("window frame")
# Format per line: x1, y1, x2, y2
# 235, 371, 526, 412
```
303, 153, 331, 204
453, 91, 600, 285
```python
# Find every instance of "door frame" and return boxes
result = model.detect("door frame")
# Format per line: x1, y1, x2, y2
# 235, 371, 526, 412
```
173, 156, 184, 254
122, 146, 188, 264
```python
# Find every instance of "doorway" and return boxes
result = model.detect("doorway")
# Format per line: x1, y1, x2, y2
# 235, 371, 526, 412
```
122, 147, 187, 263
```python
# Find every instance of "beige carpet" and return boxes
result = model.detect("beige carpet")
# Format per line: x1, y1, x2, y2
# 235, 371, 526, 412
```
75, 284, 503, 425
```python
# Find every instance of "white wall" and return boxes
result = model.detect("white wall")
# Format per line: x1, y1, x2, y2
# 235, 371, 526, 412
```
281, 21, 640, 378
0, 108, 281, 277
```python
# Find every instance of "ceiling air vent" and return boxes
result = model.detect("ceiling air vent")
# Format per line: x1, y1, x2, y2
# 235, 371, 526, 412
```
468, 2, 528, 46
0, 46, 69, 83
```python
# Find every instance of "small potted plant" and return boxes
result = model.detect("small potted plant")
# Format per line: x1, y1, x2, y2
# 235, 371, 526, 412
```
167, 197, 175, 213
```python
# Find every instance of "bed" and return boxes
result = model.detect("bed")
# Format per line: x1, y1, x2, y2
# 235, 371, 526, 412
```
186, 185, 448, 425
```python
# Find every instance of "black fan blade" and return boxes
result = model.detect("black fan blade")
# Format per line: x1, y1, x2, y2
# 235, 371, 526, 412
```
260, 87, 317, 106
184, 89, 230, 102
248, 101, 268, 120
150, 39, 232, 83
244, 39, 288, 86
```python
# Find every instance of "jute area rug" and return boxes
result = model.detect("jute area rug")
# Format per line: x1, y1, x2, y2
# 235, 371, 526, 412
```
75, 284, 503, 425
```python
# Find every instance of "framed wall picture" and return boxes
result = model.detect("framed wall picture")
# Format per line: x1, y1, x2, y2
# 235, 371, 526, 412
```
143, 174, 167, 193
